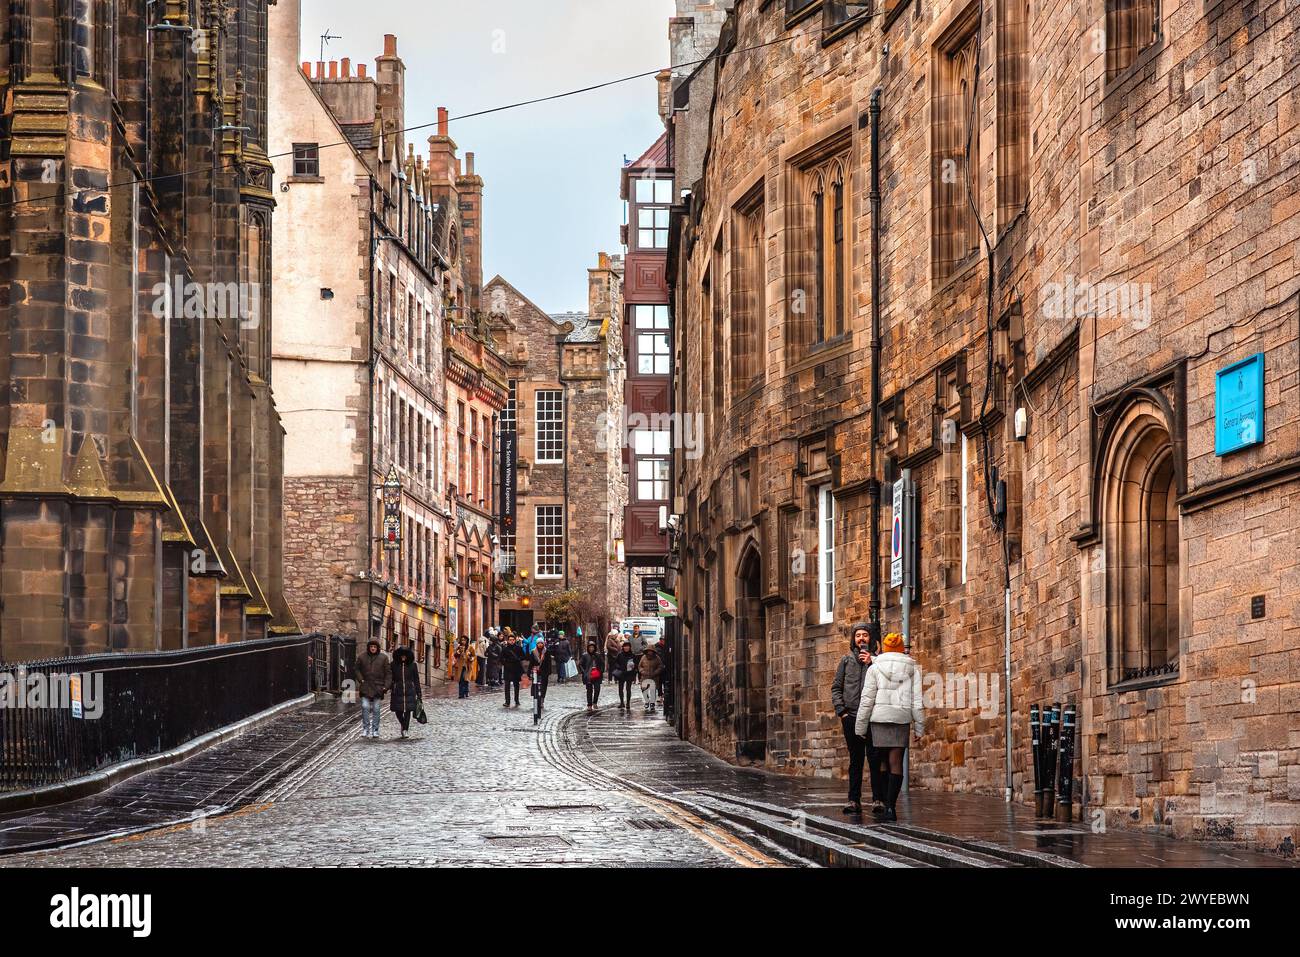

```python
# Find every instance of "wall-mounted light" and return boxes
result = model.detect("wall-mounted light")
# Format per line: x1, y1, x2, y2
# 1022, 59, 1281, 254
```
1014, 407, 1029, 442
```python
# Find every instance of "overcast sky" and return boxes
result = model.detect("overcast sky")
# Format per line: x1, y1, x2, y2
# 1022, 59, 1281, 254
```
298, 0, 675, 313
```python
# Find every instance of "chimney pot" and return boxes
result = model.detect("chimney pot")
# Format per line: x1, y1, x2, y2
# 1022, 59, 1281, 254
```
342, 57, 351, 78
357, 64, 367, 78
384, 34, 398, 57
301, 61, 311, 76
438, 107, 449, 137
329, 60, 338, 79
466, 152, 475, 175
316, 61, 325, 79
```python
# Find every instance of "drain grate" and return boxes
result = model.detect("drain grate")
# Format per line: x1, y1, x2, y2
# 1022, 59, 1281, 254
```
482, 834, 573, 848
628, 818, 681, 831
525, 804, 606, 813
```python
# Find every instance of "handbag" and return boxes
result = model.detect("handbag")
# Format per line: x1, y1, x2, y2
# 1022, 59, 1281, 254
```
589, 666, 603, 682
414, 701, 427, 724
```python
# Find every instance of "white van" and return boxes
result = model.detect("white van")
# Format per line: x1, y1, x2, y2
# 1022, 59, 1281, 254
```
620, 617, 663, 653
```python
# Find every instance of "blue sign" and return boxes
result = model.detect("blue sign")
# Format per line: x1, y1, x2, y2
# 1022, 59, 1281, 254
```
1215, 353, 1264, 456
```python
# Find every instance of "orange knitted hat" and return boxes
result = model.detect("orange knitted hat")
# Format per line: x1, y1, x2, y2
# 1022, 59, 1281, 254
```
881, 632, 906, 654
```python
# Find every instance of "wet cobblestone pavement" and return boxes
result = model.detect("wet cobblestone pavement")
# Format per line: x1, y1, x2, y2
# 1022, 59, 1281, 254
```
571, 703, 1298, 868
3, 680, 1292, 868
0, 684, 761, 868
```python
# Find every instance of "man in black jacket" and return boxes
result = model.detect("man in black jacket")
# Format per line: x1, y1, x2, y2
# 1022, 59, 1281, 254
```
831, 622, 880, 814
500, 633, 528, 708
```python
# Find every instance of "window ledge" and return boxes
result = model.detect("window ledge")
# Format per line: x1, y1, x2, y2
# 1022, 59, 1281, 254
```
788, 334, 853, 375
1109, 671, 1179, 694
285, 175, 325, 185
786, 3, 824, 31
823, 13, 869, 46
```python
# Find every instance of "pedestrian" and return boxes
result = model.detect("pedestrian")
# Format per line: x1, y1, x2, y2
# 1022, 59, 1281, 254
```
637, 643, 664, 714
453, 636, 476, 699
486, 629, 504, 688
476, 630, 490, 687
554, 631, 573, 684
854, 631, 924, 821
831, 622, 882, 815
604, 624, 623, 676
500, 632, 528, 709
579, 640, 604, 713
655, 638, 672, 713
612, 640, 636, 710
390, 643, 422, 739
531, 636, 554, 714
354, 638, 391, 739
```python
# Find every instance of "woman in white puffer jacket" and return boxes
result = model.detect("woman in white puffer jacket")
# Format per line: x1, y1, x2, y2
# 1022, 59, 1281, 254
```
854, 631, 923, 820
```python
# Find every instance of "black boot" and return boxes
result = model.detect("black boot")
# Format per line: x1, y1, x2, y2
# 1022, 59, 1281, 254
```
884, 773, 904, 822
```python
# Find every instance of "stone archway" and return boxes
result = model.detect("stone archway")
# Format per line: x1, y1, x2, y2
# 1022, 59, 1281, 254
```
1101, 399, 1181, 683
735, 543, 767, 761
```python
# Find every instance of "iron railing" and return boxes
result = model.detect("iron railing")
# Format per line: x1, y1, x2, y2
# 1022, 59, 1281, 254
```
0, 634, 311, 794
309, 633, 357, 694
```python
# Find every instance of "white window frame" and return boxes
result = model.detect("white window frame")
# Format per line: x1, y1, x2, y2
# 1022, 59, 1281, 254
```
535, 504, 564, 579
535, 389, 564, 464
636, 457, 670, 501
818, 484, 836, 624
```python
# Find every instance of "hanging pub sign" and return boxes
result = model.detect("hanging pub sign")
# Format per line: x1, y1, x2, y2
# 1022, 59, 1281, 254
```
641, 573, 664, 613
1215, 353, 1264, 456
382, 466, 402, 551
500, 430, 517, 532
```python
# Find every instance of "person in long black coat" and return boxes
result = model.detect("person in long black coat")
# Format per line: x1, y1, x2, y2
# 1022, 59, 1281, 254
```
579, 640, 604, 713
389, 645, 422, 739
554, 633, 573, 684
500, 633, 528, 708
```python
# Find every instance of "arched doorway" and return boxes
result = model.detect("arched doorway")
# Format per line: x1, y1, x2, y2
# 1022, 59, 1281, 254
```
735, 545, 767, 761
1102, 400, 1181, 683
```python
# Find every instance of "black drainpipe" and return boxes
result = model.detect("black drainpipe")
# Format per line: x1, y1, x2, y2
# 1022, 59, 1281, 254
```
868, 88, 884, 641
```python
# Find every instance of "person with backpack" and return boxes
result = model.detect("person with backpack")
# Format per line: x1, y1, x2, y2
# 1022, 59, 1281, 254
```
389, 643, 422, 739
832, 622, 881, 815
855, 631, 925, 821
579, 640, 604, 713
500, 632, 528, 708
637, 643, 664, 714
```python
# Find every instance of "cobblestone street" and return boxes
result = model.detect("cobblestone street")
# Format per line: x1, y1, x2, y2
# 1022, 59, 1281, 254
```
1, 685, 765, 868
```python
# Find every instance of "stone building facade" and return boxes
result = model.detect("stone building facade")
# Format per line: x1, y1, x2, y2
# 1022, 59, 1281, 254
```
269, 5, 492, 682
487, 255, 627, 637
0, 0, 298, 660
666, 0, 1300, 854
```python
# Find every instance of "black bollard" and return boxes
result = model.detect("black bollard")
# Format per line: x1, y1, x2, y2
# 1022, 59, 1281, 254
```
1042, 703, 1060, 819
1030, 704, 1043, 816
1055, 704, 1078, 823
